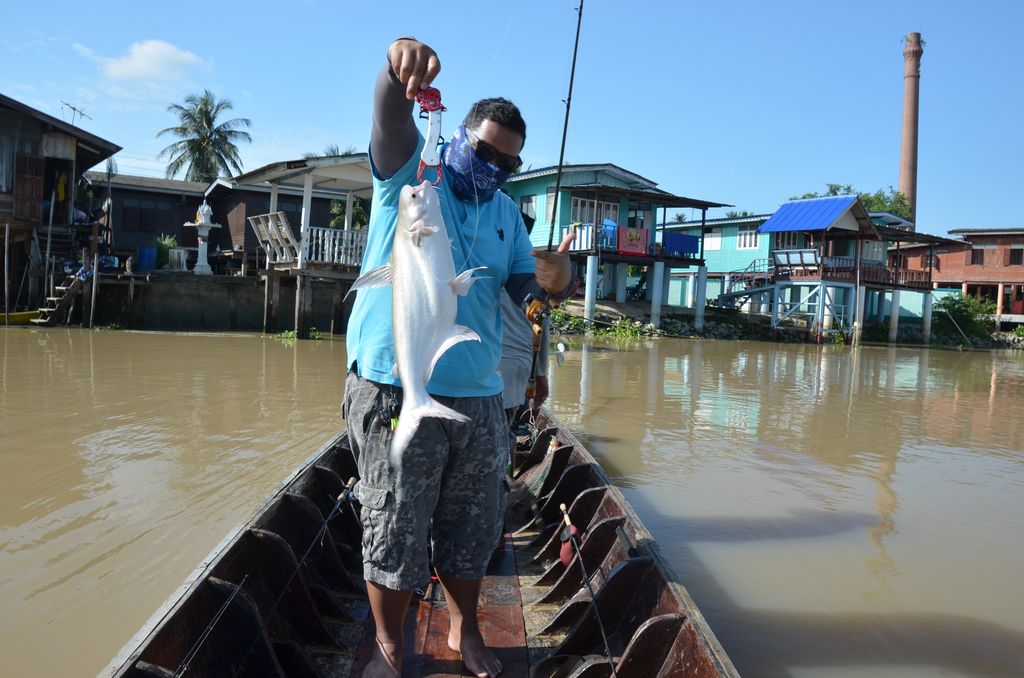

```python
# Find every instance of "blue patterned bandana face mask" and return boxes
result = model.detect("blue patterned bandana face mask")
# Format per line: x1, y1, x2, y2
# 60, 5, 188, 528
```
441, 124, 512, 203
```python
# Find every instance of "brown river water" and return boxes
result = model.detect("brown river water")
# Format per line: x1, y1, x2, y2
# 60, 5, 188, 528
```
1, 329, 1022, 677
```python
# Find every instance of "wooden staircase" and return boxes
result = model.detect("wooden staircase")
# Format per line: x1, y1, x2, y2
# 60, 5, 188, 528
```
31, 273, 84, 326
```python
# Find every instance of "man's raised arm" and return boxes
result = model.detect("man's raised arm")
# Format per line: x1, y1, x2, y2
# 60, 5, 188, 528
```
370, 39, 441, 179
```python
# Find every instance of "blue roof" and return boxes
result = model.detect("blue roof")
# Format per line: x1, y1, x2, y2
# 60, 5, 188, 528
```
758, 196, 858, 233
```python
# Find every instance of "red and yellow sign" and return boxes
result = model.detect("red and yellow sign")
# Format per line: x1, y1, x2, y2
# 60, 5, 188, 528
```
616, 227, 648, 255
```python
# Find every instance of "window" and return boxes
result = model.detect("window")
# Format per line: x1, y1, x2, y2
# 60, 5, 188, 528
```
121, 198, 140, 232
736, 225, 759, 249
1010, 248, 1024, 266
0, 134, 12, 193
704, 227, 722, 251
570, 197, 619, 225
627, 209, 645, 229
924, 252, 939, 269
862, 241, 886, 262
519, 195, 536, 220
773, 232, 800, 250
971, 248, 984, 265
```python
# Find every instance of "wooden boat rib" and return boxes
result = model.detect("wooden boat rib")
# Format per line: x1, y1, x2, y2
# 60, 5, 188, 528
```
103, 409, 738, 677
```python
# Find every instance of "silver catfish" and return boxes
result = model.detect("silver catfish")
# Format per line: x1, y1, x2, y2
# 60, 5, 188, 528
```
350, 180, 485, 464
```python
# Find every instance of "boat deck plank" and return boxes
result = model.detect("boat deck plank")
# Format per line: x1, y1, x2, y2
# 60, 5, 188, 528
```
350, 533, 531, 677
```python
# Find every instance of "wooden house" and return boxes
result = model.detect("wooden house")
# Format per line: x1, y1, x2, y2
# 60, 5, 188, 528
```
1, 93, 119, 310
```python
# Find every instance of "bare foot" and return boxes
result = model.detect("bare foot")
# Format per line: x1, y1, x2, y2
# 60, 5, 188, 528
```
362, 636, 401, 677
449, 629, 502, 677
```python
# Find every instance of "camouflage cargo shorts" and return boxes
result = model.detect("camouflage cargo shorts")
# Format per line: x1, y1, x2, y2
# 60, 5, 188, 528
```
342, 372, 508, 591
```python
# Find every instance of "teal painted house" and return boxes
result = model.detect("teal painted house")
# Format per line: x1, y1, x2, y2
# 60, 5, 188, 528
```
503, 163, 727, 328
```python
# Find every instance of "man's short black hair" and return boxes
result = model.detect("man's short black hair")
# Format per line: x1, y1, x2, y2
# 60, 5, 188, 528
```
465, 98, 526, 142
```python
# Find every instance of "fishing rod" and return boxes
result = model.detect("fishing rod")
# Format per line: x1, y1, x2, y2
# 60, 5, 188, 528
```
546, 0, 585, 252
525, 0, 586, 407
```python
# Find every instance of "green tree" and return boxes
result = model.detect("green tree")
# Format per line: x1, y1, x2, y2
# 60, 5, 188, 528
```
725, 210, 755, 218
303, 144, 358, 159
934, 293, 996, 341
329, 197, 371, 229
674, 212, 687, 223
158, 90, 252, 182
792, 183, 910, 219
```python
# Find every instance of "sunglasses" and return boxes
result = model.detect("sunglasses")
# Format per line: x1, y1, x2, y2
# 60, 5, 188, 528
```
465, 128, 522, 173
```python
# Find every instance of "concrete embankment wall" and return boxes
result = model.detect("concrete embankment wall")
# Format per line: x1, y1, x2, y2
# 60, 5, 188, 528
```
95, 273, 350, 333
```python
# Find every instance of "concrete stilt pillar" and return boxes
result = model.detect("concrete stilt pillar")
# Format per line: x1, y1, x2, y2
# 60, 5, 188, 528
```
723, 273, 732, 302
922, 291, 933, 343
996, 282, 1005, 317
814, 283, 826, 337
686, 273, 696, 308
615, 262, 628, 303
694, 265, 708, 330
584, 254, 599, 326
876, 290, 888, 323
771, 285, 781, 327
961, 281, 968, 297
853, 285, 866, 345
823, 286, 835, 330
662, 267, 672, 307
889, 289, 901, 343
650, 261, 665, 328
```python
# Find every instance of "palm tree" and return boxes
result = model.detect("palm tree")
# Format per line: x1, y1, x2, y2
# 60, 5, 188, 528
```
157, 90, 252, 182
303, 144, 357, 159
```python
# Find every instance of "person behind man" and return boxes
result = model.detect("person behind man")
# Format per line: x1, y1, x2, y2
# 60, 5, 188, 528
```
343, 38, 574, 678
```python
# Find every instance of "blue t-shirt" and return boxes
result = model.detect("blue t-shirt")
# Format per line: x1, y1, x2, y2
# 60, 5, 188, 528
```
346, 135, 536, 397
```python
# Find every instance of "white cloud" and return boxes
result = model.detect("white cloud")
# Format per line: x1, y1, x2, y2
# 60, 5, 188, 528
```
72, 43, 94, 59
100, 40, 203, 81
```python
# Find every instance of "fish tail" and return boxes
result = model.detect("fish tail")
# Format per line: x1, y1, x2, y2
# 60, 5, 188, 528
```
388, 398, 471, 467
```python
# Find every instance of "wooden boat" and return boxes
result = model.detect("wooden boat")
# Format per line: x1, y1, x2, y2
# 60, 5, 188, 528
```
103, 409, 738, 677
4, 310, 40, 325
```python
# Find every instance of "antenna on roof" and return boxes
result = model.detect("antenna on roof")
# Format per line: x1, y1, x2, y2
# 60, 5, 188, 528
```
60, 101, 92, 126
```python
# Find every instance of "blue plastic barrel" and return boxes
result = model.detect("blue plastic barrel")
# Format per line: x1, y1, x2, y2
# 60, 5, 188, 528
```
137, 246, 157, 272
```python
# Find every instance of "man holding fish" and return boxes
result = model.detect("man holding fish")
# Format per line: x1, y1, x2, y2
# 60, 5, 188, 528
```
343, 37, 575, 677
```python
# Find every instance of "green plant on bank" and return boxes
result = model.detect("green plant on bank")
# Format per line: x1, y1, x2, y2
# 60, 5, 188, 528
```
830, 329, 848, 346
154, 234, 178, 269
550, 306, 586, 332
1013, 325, 1024, 339
595, 316, 643, 339
277, 328, 323, 342
934, 294, 996, 340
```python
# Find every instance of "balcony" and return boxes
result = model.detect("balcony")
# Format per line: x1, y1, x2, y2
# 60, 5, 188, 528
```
771, 249, 932, 290
559, 222, 701, 262
304, 226, 366, 268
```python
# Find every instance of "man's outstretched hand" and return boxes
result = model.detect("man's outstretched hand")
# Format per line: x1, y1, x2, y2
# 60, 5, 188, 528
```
532, 231, 575, 296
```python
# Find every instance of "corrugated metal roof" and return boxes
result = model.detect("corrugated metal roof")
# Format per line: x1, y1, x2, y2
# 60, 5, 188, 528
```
84, 171, 209, 194
758, 196, 858, 233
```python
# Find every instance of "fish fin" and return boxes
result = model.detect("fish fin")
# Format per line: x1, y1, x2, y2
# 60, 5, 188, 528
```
389, 399, 470, 466
450, 266, 488, 296
425, 325, 480, 382
346, 264, 392, 300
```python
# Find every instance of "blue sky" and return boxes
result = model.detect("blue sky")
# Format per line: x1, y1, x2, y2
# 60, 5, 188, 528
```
2, 1, 1021, 235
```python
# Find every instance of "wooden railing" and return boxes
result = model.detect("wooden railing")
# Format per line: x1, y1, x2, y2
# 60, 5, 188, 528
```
304, 226, 366, 267
774, 252, 931, 290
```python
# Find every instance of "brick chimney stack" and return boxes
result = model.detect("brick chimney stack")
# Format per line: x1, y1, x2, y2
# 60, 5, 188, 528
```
899, 32, 924, 229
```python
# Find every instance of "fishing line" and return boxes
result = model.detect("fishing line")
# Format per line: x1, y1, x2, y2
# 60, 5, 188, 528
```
560, 504, 619, 677
172, 574, 250, 677
234, 481, 357, 673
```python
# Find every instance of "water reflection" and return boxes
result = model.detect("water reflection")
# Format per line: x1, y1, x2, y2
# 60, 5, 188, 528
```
0, 328, 347, 676
549, 339, 1024, 676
